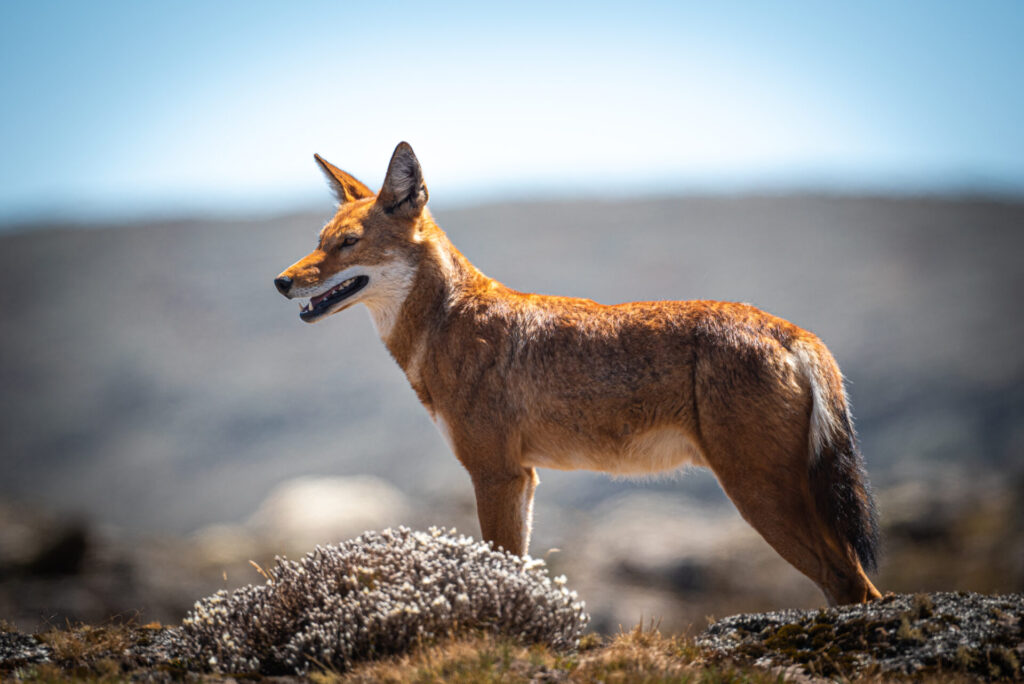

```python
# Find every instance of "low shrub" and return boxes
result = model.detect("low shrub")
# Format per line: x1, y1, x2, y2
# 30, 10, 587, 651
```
173, 527, 589, 675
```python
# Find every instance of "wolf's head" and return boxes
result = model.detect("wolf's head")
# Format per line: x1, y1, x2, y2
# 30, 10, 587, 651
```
274, 142, 429, 330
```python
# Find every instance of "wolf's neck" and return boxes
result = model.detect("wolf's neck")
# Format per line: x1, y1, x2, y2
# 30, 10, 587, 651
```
371, 221, 490, 373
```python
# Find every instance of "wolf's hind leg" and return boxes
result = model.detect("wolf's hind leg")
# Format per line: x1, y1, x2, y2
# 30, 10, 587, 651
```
706, 446, 880, 605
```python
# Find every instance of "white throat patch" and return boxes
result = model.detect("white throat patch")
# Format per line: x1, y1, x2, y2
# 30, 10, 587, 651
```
361, 258, 416, 340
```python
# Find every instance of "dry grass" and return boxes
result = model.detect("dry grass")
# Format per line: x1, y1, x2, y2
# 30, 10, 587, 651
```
327, 623, 783, 684
13, 662, 126, 684
11, 620, 162, 684
36, 623, 135, 663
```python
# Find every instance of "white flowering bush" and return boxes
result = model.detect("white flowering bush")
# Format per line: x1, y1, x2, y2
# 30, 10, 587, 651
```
173, 527, 589, 675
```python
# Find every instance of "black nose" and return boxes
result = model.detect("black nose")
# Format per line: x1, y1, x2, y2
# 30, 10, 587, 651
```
274, 276, 293, 294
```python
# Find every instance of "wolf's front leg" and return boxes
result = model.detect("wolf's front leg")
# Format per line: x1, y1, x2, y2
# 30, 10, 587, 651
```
469, 468, 539, 555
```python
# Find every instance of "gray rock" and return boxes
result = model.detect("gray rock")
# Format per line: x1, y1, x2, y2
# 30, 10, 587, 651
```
0, 630, 51, 668
699, 591, 1023, 680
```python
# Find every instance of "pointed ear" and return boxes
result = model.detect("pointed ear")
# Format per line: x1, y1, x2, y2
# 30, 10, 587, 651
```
377, 142, 428, 216
314, 153, 374, 204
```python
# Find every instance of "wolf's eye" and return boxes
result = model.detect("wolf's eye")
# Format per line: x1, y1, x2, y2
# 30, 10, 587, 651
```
338, 236, 359, 250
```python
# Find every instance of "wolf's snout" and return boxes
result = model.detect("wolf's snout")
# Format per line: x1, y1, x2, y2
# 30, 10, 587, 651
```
274, 276, 293, 295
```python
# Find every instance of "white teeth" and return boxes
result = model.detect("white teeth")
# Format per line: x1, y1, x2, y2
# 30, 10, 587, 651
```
298, 277, 358, 316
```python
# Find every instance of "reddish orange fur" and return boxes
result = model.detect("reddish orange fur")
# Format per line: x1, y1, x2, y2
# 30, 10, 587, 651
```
276, 143, 881, 605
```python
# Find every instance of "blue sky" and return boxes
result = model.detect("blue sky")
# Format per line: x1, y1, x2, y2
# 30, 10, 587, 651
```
1, 1, 1022, 221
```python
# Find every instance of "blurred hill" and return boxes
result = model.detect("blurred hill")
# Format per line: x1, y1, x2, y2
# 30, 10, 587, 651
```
1, 195, 1022, 630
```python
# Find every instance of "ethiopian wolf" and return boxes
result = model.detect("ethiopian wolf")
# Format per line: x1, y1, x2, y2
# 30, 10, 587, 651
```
274, 143, 881, 605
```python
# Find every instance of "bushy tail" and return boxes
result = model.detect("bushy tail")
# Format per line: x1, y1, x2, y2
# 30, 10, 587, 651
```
801, 343, 880, 572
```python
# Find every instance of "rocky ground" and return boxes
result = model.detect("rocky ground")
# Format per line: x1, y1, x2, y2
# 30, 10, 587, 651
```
1, 591, 1021, 682
701, 592, 1023, 681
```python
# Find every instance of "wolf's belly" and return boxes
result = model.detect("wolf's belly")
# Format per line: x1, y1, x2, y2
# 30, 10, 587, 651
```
521, 426, 706, 475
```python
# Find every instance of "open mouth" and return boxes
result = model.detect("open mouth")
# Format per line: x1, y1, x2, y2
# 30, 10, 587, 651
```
299, 275, 369, 321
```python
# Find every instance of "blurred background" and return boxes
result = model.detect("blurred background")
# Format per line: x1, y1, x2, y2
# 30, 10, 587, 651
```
1, 1, 1022, 634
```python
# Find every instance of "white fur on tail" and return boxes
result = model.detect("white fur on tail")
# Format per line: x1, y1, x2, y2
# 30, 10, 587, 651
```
793, 346, 839, 459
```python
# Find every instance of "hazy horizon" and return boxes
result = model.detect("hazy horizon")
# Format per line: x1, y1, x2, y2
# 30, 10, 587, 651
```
5, 185, 1024, 236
